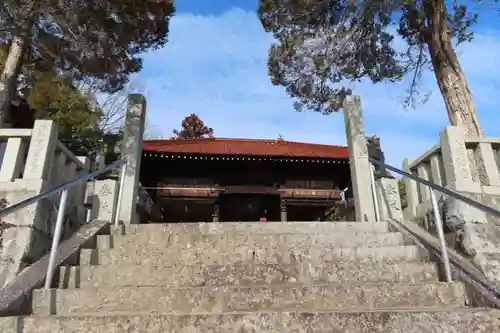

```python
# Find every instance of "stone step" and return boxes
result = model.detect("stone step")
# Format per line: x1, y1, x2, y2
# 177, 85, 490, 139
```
33, 282, 466, 315
80, 244, 427, 266
96, 231, 406, 250
59, 261, 439, 289
3, 309, 500, 333
123, 221, 390, 236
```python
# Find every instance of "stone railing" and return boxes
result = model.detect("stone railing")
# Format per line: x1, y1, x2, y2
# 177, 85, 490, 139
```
401, 126, 500, 287
402, 126, 500, 220
0, 120, 91, 287
0, 93, 148, 303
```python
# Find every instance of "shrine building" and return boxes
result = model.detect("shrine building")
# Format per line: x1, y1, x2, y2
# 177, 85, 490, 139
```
140, 138, 354, 222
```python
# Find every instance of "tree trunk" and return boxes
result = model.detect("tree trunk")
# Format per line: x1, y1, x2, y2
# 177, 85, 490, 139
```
0, 35, 28, 128
424, 0, 483, 137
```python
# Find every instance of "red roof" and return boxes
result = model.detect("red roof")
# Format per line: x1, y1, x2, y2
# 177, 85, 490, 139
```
143, 138, 349, 159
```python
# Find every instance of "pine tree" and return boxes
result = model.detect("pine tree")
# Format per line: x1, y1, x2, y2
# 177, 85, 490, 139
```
259, 0, 483, 136
171, 114, 214, 140
0, 0, 175, 126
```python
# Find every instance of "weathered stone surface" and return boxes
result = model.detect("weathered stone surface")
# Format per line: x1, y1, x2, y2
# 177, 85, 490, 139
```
119, 94, 146, 225
97, 231, 405, 250
80, 244, 426, 266
59, 262, 439, 289
343, 95, 377, 221
88, 179, 118, 222
33, 282, 466, 315
441, 194, 488, 232
375, 178, 403, 221
123, 221, 390, 235
3, 310, 498, 333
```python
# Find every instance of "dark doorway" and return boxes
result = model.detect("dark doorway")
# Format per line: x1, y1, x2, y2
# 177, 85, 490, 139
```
161, 199, 214, 222
219, 194, 280, 221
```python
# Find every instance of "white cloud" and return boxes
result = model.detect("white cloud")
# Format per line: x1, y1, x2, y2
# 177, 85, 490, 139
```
138, 8, 500, 168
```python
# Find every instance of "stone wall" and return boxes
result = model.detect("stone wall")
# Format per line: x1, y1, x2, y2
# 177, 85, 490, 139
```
402, 126, 500, 287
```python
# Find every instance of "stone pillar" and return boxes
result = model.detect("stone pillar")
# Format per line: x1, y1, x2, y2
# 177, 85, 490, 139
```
429, 154, 445, 187
417, 163, 431, 203
75, 157, 90, 224
375, 178, 404, 221
212, 201, 220, 223
439, 126, 487, 223
403, 158, 418, 219
119, 94, 146, 225
280, 197, 287, 222
440, 126, 481, 193
0, 138, 26, 181
343, 96, 376, 222
23, 120, 58, 180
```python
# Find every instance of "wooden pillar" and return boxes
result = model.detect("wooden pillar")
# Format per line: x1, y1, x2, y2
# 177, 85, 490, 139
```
280, 197, 287, 222
212, 200, 220, 222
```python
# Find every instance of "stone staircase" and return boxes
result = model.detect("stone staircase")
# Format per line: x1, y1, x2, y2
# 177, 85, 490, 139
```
1, 221, 499, 332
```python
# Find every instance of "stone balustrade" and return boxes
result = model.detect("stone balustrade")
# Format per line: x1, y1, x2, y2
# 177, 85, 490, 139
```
0, 120, 91, 287
402, 127, 500, 220
402, 126, 500, 287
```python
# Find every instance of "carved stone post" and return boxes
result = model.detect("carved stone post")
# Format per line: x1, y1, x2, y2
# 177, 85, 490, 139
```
375, 178, 403, 221
23, 120, 58, 180
440, 126, 480, 193
119, 94, 146, 225
280, 197, 287, 222
343, 96, 376, 222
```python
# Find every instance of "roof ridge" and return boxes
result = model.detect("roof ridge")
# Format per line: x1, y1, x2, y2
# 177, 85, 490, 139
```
142, 137, 349, 159
143, 137, 346, 148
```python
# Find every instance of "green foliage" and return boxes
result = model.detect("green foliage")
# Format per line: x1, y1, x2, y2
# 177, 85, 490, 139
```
258, 0, 479, 113
26, 72, 103, 156
171, 114, 214, 140
1, 0, 175, 93
1, 45, 106, 157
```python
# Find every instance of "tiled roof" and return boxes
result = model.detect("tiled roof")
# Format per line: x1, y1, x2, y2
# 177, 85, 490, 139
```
143, 138, 349, 159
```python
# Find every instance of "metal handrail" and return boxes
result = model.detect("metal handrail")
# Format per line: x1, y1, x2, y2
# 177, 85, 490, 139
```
386, 217, 500, 308
369, 158, 500, 219
369, 157, 500, 284
0, 158, 128, 289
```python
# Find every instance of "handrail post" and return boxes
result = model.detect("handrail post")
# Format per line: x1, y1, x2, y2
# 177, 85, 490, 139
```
113, 162, 127, 228
429, 188, 453, 282
370, 164, 380, 222
44, 188, 69, 289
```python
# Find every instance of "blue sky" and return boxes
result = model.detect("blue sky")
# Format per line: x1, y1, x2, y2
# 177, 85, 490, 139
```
137, 0, 500, 167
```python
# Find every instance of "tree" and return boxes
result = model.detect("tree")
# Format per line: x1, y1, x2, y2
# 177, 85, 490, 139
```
26, 71, 103, 157
0, 0, 175, 126
171, 114, 214, 140
259, 0, 483, 136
